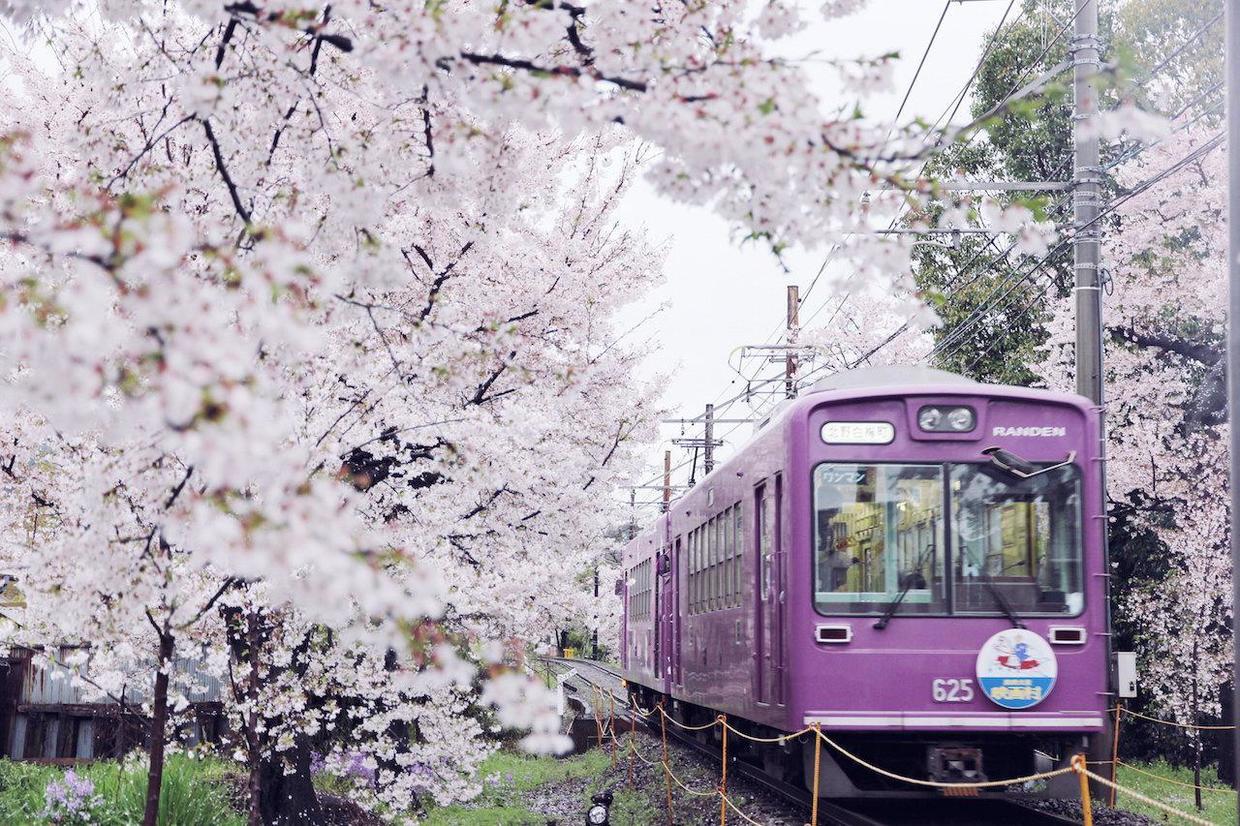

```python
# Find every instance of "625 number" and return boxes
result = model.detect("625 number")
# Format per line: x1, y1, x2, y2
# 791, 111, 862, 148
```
932, 678, 974, 703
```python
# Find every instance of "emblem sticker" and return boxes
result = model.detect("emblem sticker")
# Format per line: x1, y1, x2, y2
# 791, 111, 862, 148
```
976, 630, 1058, 710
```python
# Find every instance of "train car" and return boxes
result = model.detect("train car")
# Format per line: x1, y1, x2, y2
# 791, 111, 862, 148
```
619, 366, 1112, 798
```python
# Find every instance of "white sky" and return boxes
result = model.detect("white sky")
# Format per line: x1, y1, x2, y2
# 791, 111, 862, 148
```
615, 0, 1016, 505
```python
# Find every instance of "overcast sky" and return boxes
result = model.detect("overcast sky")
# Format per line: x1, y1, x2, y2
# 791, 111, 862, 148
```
614, 0, 1016, 505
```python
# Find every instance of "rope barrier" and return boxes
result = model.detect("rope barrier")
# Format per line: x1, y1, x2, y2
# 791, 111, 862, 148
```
570, 669, 1227, 826
661, 758, 721, 798
720, 790, 770, 826
813, 729, 1074, 790
1116, 759, 1237, 795
721, 719, 814, 743
1117, 706, 1238, 731
1083, 766, 1215, 826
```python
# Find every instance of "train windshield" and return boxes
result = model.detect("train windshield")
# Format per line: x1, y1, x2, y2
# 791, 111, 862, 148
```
951, 463, 1083, 616
813, 464, 947, 615
813, 462, 1083, 616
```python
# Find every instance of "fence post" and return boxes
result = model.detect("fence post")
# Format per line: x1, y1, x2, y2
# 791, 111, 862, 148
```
1073, 754, 1094, 826
1110, 702, 1122, 807
609, 694, 617, 766
659, 703, 675, 826
719, 715, 728, 826
811, 724, 822, 826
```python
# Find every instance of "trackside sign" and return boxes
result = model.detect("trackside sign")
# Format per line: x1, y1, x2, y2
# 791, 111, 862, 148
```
991, 426, 1067, 438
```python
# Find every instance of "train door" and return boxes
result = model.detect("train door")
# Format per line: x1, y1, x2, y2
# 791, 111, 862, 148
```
754, 482, 775, 704
657, 548, 675, 685
671, 537, 682, 688
773, 473, 786, 705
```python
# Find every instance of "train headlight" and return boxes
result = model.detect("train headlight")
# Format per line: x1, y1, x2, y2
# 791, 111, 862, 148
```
917, 407, 943, 430
947, 407, 975, 431
918, 405, 976, 433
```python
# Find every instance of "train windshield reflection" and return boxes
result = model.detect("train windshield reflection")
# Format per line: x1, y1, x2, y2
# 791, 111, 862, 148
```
813, 464, 947, 616
951, 463, 1083, 616
812, 462, 1084, 617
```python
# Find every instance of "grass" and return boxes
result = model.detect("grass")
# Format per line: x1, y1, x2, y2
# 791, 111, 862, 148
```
421, 747, 618, 825
0, 753, 244, 826
1112, 760, 1236, 825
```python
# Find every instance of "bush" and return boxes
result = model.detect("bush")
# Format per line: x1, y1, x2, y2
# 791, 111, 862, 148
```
0, 754, 243, 826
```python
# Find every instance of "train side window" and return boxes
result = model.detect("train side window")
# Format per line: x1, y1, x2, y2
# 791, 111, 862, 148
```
689, 529, 697, 615
714, 515, 724, 610
759, 489, 772, 601
730, 504, 742, 607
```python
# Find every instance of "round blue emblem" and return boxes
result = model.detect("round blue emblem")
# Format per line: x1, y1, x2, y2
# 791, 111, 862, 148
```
975, 630, 1058, 710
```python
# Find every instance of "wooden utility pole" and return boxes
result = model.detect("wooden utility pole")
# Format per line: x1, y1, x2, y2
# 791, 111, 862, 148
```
785, 285, 800, 399
661, 450, 671, 513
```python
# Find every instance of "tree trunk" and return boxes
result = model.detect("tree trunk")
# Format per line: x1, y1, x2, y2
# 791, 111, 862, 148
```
246, 610, 263, 826
1192, 639, 1203, 811
258, 733, 324, 825
142, 630, 175, 826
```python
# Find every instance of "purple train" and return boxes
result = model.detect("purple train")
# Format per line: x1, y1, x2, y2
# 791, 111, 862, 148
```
619, 367, 1111, 798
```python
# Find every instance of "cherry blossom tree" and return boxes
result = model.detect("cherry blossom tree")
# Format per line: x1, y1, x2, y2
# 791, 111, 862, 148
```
1037, 126, 1230, 729
0, 0, 972, 819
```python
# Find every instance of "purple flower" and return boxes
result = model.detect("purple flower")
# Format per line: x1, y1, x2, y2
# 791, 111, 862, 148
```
42, 769, 98, 824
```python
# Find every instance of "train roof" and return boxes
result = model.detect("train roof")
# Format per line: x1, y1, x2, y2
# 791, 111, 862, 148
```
806, 365, 976, 393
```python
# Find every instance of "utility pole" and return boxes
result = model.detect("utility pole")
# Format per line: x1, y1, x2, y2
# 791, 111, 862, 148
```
1073, 0, 1117, 776
703, 403, 715, 475
785, 285, 800, 399
1073, 0, 1103, 404
1226, 0, 1240, 807
661, 450, 671, 513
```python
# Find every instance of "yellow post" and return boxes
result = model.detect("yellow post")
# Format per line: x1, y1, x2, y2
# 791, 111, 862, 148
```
811, 724, 822, 826
591, 687, 604, 751
1109, 703, 1122, 807
608, 694, 617, 766
719, 715, 728, 826
659, 703, 675, 826
1072, 754, 1094, 826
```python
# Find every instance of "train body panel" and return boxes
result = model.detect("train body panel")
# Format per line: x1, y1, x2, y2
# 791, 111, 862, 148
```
620, 368, 1109, 793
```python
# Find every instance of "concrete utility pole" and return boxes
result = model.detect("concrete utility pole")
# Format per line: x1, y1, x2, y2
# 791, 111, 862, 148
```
661, 450, 672, 513
1073, 0, 1103, 404
785, 285, 800, 399
1073, 0, 1116, 720
703, 403, 716, 475
1227, 0, 1240, 806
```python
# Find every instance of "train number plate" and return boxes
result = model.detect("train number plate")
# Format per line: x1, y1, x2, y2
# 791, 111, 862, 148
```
931, 678, 974, 703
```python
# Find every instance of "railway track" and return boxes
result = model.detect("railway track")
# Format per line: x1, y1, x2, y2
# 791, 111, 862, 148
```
543, 657, 1083, 826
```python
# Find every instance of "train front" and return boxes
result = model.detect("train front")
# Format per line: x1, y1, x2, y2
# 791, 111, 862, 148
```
787, 376, 1110, 798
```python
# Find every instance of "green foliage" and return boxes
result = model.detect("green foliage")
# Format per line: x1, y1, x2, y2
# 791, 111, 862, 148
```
1114, 760, 1235, 825
599, 789, 657, 826
0, 754, 243, 826
477, 749, 611, 794
420, 803, 549, 825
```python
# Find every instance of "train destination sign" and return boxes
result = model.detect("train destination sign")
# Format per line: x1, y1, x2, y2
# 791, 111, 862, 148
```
975, 630, 1058, 710
820, 421, 895, 445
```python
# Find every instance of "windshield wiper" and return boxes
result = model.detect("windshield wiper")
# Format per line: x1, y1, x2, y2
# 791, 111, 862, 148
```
963, 552, 1025, 629
873, 543, 935, 630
